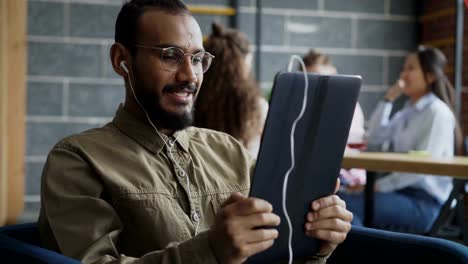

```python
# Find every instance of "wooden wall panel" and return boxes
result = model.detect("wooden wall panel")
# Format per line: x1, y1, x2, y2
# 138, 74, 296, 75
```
0, 0, 27, 225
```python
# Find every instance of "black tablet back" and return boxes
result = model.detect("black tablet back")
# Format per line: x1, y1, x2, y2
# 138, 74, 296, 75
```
248, 72, 361, 263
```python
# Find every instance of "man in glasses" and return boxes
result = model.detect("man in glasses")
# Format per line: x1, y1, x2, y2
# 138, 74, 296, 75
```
38, 0, 352, 263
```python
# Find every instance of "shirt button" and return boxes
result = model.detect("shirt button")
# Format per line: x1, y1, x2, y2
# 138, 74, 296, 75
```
168, 138, 176, 146
191, 212, 200, 223
179, 178, 187, 185
177, 170, 185, 177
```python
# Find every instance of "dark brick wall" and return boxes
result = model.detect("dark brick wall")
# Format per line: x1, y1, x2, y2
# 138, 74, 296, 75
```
420, 1, 468, 136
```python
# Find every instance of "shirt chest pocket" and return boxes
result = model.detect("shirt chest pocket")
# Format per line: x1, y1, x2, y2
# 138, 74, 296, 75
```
114, 192, 193, 247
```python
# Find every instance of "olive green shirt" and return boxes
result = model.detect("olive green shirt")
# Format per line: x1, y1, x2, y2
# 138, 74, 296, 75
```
38, 106, 328, 264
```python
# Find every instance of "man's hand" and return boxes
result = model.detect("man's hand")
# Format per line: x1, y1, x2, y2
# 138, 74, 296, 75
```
305, 180, 353, 256
209, 192, 281, 264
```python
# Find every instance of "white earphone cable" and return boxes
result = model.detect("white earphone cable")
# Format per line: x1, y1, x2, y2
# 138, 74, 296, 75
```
283, 55, 309, 264
126, 65, 200, 236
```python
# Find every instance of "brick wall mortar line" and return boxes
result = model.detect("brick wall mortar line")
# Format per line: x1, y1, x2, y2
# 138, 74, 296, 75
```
101, 43, 108, 78
351, 16, 358, 49
26, 156, 47, 163
64, 0, 70, 36
260, 82, 388, 93
27, 115, 112, 123
383, 55, 389, 86
384, 0, 391, 15
28, 35, 114, 45
239, 6, 415, 21
260, 45, 409, 56
28, 75, 123, 84
30, 0, 121, 6
24, 196, 41, 203
62, 79, 70, 117
318, 0, 324, 11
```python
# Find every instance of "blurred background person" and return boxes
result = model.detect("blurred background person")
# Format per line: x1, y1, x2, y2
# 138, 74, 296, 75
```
303, 49, 366, 187
194, 22, 268, 158
339, 46, 463, 234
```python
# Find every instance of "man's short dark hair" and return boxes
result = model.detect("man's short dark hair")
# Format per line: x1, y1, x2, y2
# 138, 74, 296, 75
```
115, 0, 190, 54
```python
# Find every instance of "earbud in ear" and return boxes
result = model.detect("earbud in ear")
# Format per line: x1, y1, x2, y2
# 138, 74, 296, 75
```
120, 61, 129, 73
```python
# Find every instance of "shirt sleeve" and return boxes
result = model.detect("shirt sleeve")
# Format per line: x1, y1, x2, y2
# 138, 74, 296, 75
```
39, 144, 219, 264
375, 108, 455, 192
366, 101, 396, 151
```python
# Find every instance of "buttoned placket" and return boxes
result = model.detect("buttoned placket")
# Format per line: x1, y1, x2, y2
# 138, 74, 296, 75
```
166, 137, 200, 227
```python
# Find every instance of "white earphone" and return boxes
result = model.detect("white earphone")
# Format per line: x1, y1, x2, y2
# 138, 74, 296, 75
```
120, 61, 129, 73
119, 59, 200, 236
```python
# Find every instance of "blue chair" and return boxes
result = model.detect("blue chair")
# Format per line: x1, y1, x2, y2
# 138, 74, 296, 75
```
0, 223, 80, 264
328, 226, 468, 264
1, 223, 468, 263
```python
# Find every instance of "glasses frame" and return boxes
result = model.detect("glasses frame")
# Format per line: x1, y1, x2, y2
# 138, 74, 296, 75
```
135, 45, 215, 74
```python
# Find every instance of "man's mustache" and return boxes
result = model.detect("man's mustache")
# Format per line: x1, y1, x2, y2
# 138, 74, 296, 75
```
163, 83, 197, 93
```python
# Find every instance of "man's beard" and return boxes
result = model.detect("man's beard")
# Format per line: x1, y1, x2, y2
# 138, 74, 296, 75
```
134, 78, 196, 132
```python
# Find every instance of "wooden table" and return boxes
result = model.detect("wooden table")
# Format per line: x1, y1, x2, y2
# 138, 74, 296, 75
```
342, 152, 468, 179
341, 152, 468, 234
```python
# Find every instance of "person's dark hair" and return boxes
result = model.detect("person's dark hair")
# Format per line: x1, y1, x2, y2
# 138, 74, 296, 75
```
416, 45, 464, 154
194, 22, 262, 148
115, 0, 190, 54
302, 49, 332, 69
417, 46, 454, 108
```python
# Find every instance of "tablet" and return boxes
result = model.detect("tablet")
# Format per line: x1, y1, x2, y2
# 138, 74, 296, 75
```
248, 72, 361, 263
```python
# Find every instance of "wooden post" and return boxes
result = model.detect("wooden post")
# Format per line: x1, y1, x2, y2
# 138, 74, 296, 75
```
0, 0, 27, 225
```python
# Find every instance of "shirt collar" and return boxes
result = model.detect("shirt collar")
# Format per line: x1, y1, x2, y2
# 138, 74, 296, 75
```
404, 92, 437, 112
112, 105, 190, 154
414, 92, 437, 111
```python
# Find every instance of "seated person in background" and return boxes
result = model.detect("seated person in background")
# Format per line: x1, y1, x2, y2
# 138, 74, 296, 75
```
194, 22, 268, 158
302, 49, 366, 186
38, 1, 353, 263
339, 46, 463, 234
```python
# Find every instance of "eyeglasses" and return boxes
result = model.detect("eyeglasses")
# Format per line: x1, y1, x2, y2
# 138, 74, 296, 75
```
135, 45, 214, 74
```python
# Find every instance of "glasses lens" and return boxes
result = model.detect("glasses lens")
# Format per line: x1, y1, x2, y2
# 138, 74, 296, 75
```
160, 47, 184, 71
200, 52, 213, 73
160, 48, 213, 73
190, 52, 204, 74
189, 52, 213, 74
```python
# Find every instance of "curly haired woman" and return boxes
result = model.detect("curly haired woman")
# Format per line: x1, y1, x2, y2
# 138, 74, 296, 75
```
194, 22, 268, 157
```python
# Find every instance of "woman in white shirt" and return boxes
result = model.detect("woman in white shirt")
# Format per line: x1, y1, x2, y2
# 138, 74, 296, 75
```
339, 46, 462, 233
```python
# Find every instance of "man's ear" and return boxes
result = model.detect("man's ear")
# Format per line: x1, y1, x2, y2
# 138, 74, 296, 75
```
110, 43, 130, 77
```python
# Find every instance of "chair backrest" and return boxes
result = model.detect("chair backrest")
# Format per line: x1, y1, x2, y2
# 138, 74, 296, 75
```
0, 223, 41, 245
0, 223, 80, 264
328, 226, 468, 264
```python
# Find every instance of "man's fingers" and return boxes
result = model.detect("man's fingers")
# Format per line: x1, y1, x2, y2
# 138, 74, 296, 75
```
241, 212, 281, 229
311, 195, 346, 211
246, 228, 279, 244
244, 240, 275, 258
305, 218, 351, 233
307, 204, 353, 223
305, 229, 347, 245
221, 192, 244, 208
224, 197, 273, 216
